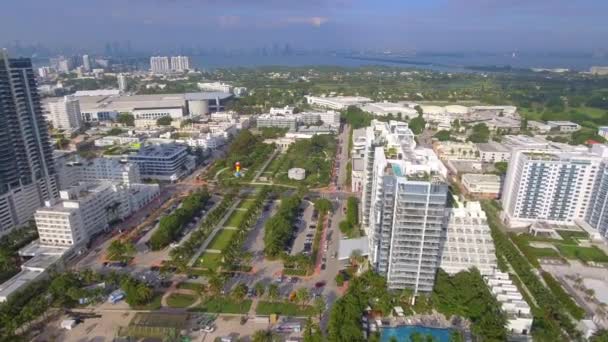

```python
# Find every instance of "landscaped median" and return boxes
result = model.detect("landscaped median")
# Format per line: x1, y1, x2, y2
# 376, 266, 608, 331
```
166, 293, 197, 308
255, 301, 315, 317
190, 297, 252, 314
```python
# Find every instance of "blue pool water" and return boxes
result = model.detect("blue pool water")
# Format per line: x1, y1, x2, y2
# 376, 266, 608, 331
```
381, 325, 452, 342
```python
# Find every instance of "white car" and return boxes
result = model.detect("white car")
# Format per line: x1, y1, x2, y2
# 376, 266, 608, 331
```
203, 325, 216, 333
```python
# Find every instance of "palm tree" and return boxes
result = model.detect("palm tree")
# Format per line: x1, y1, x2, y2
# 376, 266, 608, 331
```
252, 329, 280, 342
254, 282, 266, 297
295, 288, 310, 308
313, 297, 325, 320
267, 284, 279, 302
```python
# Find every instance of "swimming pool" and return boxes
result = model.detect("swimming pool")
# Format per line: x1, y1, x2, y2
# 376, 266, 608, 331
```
381, 325, 452, 342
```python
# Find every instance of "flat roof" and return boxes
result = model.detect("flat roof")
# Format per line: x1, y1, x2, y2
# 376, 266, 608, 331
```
476, 142, 510, 153
462, 173, 501, 183
19, 240, 70, 257
0, 269, 46, 301
338, 236, 369, 260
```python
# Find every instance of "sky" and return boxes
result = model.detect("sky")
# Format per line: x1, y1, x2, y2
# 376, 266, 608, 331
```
1, 0, 607, 53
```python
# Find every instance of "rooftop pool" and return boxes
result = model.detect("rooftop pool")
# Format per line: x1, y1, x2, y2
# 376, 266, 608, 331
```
381, 325, 452, 342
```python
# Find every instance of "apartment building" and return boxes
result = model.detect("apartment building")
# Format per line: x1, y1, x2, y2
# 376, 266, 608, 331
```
359, 120, 449, 293
128, 143, 195, 181
502, 142, 601, 227
150, 56, 170, 73
45, 95, 82, 131
440, 201, 497, 275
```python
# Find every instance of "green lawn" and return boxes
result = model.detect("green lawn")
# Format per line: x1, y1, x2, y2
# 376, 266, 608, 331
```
557, 245, 608, 263
166, 293, 198, 308
557, 230, 589, 244
240, 199, 258, 210
197, 252, 223, 269
528, 247, 561, 258
131, 292, 163, 310
208, 229, 237, 250
177, 282, 201, 291
255, 301, 315, 316
225, 210, 247, 228
192, 297, 252, 314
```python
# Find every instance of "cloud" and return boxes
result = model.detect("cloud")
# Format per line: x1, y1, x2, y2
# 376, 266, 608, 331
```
218, 15, 241, 28
284, 16, 329, 27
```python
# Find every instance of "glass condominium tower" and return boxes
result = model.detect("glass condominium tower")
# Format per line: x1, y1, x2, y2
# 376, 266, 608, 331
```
360, 120, 448, 294
0, 49, 58, 235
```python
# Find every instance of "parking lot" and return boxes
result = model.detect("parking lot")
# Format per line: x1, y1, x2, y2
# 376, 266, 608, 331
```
289, 201, 317, 257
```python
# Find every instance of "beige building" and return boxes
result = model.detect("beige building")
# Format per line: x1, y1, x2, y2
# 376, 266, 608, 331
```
462, 174, 501, 198
433, 141, 479, 161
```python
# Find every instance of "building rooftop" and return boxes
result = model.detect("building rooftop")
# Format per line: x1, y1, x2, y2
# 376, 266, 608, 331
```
132, 143, 187, 158
461, 173, 501, 183
0, 269, 46, 301
338, 236, 370, 261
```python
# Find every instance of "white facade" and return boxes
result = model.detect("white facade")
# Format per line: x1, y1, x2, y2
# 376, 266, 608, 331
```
288, 168, 306, 180
547, 121, 581, 132
128, 143, 195, 181
484, 271, 534, 335
82, 55, 91, 72
502, 143, 601, 227
433, 141, 479, 161
38, 66, 53, 79
45, 95, 82, 131
440, 201, 497, 276
599, 127, 608, 140
170, 56, 191, 72
476, 142, 511, 163
461, 174, 501, 197
318, 110, 341, 127
94, 136, 141, 147
197, 82, 232, 93
304, 95, 372, 110
150, 56, 170, 73
361, 102, 418, 118
359, 120, 448, 293
35, 181, 159, 247
117, 73, 127, 93
270, 106, 295, 115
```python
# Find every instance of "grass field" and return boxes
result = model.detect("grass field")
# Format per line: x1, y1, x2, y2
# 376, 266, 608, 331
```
193, 297, 252, 314
132, 292, 163, 310
208, 229, 237, 250
166, 293, 197, 308
521, 106, 607, 122
255, 301, 315, 316
240, 199, 258, 210
528, 247, 561, 258
225, 210, 247, 228
197, 252, 223, 269
557, 230, 589, 244
556, 245, 608, 263
177, 282, 201, 291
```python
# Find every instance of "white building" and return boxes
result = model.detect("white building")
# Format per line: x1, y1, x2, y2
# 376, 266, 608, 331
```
484, 271, 534, 335
361, 102, 418, 118
476, 142, 511, 163
38, 66, 54, 79
150, 56, 170, 73
351, 128, 367, 193
547, 121, 581, 132
461, 174, 502, 198
288, 168, 306, 180
599, 127, 608, 140
35, 181, 159, 248
257, 114, 298, 131
318, 110, 341, 127
304, 95, 372, 110
433, 141, 479, 161
117, 73, 127, 93
54, 153, 141, 189
197, 82, 232, 93
170, 56, 191, 72
270, 106, 295, 115
527, 121, 552, 133
502, 141, 601, 227
94, 135, 141, 147
45, 95, 82, 131
128, 143, 195, 181
82, 55, 91, 72
440, 200, 497, 276
359, 120, 448, 293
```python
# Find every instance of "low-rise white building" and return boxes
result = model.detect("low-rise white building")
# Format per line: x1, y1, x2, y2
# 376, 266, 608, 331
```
476, 142, 511, 163
304, 95, 372, 110
361, 102, 418, 118
527, 121, 552, 133
484, 271, 534, 336
94, 135, 141, 147
599, 126, 608, 139
461, 174, 502, 199
433, 141, 479, 161
547, 120, 581, 132
440, 201, 497, 276
270, 106, 295, 115
288, 168, 306, 180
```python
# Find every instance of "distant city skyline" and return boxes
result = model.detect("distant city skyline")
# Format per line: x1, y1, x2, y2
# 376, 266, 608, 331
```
0, 0, 607, 53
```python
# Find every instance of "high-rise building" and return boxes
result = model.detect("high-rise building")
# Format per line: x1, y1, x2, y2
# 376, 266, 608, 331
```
37, 66, 53, 79
117, 73, 127, 93
502, 142, 601, 227
82, 54, 91, 72
45, 95, 82, 131
359, 120, 449, 294
150, 56, 170, 73
0, 50, 58, 236
170, 56, 191, 72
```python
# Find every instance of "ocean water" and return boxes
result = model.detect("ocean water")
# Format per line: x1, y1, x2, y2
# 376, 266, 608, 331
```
191, 53, 608, 72
381, 325, 452, 342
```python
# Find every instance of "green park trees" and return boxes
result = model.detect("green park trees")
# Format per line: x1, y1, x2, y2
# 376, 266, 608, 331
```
156, 116, 173, 126
149, 189, 210, 250
468, 123, 490, 143
339, 197, 359, 237
116, 113, 135, 126
107, 240, 136, 263
263, 195, 301, 257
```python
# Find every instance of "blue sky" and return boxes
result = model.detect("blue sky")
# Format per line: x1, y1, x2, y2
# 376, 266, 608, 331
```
1, 0, 607, 52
